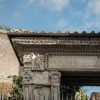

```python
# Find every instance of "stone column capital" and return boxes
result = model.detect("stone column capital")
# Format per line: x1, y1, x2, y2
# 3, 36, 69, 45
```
22, 70, 33, 85
50, 71, 61, 85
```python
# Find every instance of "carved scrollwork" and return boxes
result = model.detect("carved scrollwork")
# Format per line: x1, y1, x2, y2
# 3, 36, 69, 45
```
22, 70, 33, 84
50, 71, 61, 85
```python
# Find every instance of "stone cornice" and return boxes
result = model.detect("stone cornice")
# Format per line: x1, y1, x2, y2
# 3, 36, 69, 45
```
12, 37, 100, 45
7, 30, 100, 37
8, 32, 100, 65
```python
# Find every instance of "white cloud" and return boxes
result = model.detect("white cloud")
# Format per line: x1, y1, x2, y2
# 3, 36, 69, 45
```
24, 0, 35, 6
24, 0, 69, 12
81, 0, 100, 31
41, 0, 69, 12
88, 0, 100, 15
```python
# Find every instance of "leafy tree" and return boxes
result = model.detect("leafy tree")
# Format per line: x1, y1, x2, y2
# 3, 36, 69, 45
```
75, 87, 89, 100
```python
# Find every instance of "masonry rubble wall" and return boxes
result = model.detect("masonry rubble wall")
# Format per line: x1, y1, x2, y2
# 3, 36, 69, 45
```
0, 29, 20, 94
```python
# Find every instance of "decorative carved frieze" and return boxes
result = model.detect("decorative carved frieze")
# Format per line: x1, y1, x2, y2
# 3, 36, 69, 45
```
12, 37, 100, 45
32, 54, 45, 71
23, 53, 45, 70
21, 45, 100, 55
11, 37, 100, 66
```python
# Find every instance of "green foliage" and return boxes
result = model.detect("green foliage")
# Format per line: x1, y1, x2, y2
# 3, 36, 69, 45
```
11, 75, 23, 99
77, 87, 89, 100
79, 87, 87, 96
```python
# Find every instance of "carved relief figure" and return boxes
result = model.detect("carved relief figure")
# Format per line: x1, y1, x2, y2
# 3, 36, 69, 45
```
23, 53, 44, 70
31, 54, 44, 70
33, 87, 50, 100
23, 53, 36, 62
34, 54, 44, 70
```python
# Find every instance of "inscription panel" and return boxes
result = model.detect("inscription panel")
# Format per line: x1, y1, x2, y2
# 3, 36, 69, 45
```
48, 56, 100, 70
33, 72, 50, 85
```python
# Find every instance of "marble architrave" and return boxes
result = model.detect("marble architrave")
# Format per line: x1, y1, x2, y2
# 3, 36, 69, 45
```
47, 55, 100, 71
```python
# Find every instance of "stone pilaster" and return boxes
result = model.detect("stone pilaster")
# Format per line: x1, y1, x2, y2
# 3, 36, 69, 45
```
50, 71, 61, 100
22, 54, 33, 100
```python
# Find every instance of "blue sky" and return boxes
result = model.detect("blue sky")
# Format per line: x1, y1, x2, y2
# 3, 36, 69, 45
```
84, 86, 100, 98
0, 0, 100, 32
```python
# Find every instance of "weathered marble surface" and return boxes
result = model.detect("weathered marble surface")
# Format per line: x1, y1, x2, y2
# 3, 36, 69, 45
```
22, 65, 61, 100
48, 56, 100, 70
90, 92, 100, 100
23, 53, 45, 71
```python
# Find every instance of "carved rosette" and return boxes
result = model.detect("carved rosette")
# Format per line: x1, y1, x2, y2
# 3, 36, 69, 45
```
50, 71, 61, 85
